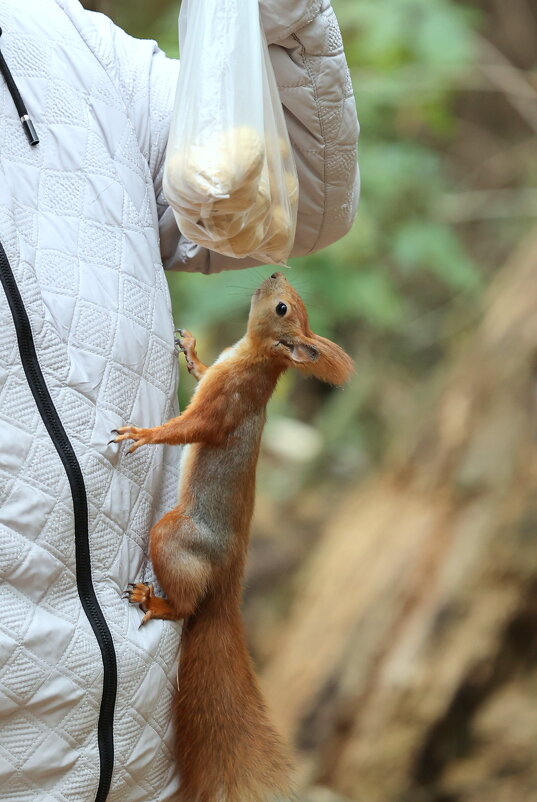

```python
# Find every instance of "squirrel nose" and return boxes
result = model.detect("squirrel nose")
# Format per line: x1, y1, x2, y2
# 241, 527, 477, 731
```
271, 272, 282, 280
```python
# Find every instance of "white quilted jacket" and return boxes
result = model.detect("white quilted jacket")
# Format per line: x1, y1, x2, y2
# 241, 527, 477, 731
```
0, 0, 359, 799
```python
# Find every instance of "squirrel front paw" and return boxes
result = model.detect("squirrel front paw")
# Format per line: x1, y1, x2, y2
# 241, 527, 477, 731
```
175, 328, 197, 374
109, 426, 152, 453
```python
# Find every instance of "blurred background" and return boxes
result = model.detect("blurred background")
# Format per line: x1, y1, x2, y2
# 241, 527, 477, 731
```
84, 1, 537, 800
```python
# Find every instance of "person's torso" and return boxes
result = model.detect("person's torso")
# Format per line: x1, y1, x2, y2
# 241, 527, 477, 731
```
0, 1, 181, 798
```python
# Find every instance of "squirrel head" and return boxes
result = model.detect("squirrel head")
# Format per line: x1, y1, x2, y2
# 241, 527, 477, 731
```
247, 272, 354, 386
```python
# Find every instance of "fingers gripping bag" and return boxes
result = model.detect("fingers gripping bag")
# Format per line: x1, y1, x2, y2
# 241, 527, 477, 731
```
163, 0, 299, 265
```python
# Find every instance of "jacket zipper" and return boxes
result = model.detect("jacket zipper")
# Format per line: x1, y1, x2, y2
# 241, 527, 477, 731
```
0, 241, 117, 802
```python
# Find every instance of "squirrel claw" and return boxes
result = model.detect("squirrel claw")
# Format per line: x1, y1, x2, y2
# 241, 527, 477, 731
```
108, 429, 120, 445
139, 610, 153, 628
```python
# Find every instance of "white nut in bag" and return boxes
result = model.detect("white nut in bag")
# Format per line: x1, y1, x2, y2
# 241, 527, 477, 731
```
168, 126, 264, 206
163, 0, 298, 265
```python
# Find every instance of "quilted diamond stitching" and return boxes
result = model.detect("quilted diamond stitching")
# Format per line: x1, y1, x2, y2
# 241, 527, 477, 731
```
0, 315, 18, 367
78, 219, 122, 269
0, 526, 29, 580
41, 571, 79, 623
4, 34, 52, 78
0, 586, 35, 639
37, 502, 77, 566
0, 776, 53, 802
127, 489, 155, 550
0, 714, 50, 762
45, 79, 89, 128
0, 117, 44, 169
120, 274, 153, 328
100, 363, 140, 419
0, 469, 16, 515
144, 337, 175, 394
61, 632, 104, 686
36, 325, 71, 382
23, 440, 67, 493
0, 375, 40, 432
13, 199, 38, 248
144, 742, 175, 791
115, 127, 150, 182
80, 452, 113, 510
61, 697, 100, 745
0, 648, 47, 704
326, 145, 358, 183
39, 170, 86, 219
89, 514, 124, 572
84, 130, 117, 180
72, 300, 114, 355
54, 388, 97, 446
326, 12, 344, 52
54, 762, 101, 802
35, 249, 79, 297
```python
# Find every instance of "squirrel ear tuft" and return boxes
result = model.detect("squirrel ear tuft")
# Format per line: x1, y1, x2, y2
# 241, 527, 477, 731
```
289, 334, 354, 386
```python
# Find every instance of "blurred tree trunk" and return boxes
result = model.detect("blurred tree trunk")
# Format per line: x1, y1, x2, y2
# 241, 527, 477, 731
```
262, 227, 537, 802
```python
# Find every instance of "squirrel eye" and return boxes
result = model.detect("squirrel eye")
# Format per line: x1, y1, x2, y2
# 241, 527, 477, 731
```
275, 302, 287, 317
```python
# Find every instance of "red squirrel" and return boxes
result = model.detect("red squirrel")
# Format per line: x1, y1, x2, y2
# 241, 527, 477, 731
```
112, 272, 353, 802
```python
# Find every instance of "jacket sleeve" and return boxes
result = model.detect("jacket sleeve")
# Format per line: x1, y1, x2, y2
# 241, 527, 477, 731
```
269, 0, 360, 256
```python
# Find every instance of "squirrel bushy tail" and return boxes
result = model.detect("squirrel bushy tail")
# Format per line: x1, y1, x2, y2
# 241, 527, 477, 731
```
174, 585, 292, 802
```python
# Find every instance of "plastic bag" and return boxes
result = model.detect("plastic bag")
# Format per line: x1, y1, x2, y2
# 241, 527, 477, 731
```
163, 0, 299, 265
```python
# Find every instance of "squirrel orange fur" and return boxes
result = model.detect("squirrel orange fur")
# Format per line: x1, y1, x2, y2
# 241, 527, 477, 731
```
112, 272, 353, 802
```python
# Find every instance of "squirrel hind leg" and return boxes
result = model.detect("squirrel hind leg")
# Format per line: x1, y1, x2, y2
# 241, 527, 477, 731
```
124, 583, 179, 625
150, 508, 215, 618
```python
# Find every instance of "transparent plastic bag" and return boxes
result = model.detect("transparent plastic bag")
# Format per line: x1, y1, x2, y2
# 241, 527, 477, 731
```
163, 0, 298, 265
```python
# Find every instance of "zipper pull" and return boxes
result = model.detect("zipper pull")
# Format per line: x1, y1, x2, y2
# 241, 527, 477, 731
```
0, 26, 39, 147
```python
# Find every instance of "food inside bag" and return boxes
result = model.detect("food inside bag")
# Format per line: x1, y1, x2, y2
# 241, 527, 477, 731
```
163, 0, 299, 265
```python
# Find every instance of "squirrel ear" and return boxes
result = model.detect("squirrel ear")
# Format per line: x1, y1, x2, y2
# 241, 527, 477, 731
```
287, 340, 320, 365
289, 335, 354, 386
